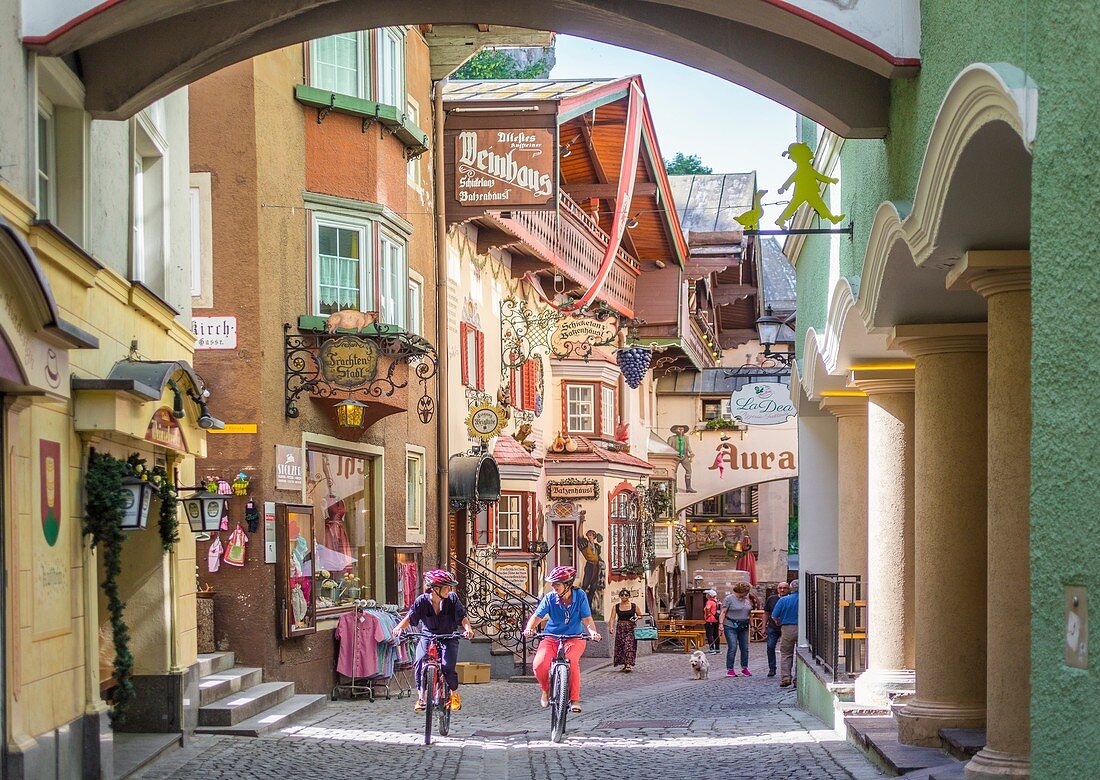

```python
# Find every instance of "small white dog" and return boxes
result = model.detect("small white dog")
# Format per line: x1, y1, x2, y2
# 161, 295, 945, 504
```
689, 649, 710, 680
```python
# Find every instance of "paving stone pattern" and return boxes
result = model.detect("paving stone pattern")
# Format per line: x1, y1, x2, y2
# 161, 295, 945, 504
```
136, 644, 884, 780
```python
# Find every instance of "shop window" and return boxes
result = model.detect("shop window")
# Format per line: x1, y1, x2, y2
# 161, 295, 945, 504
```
379, 231, 408, 328
496, 493, 524, 550
407, 275, 423, 336
311, 31, 368, 99
609, 488, 641, 571
386, 547, 422, 611
276, 504, 317, 638
460, 323, 485, 390
405, 451, 425, 536
306, 449, 376, 612
313, 215, 371, 315
378, 28, 405, 107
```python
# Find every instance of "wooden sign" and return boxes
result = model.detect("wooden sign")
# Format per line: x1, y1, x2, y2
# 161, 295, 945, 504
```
146, 407, 187, 452
550, 312, 619, 359
454, 129, 555, 207
319, 336, 379, 388
547, 478, 600, 502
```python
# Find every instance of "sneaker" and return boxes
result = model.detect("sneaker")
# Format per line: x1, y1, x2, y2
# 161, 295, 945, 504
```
767, 670, 776, 678
726, 669, 738, 677
414, 700, 426, 712
449, 692, 461, 711
741, 668, 752, 677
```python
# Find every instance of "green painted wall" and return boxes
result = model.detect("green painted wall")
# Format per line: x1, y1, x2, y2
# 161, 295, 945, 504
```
791, 2, 1100, 773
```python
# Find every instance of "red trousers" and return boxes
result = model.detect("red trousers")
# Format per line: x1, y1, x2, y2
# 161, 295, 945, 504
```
533, 637, 585, 702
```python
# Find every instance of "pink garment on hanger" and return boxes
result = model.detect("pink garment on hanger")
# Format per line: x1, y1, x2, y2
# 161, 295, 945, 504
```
207, 536, 223, 573
334, 610, 387, 678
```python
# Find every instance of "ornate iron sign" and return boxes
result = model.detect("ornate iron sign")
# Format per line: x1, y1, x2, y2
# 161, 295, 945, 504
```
549, 308, 619, 360
283, 324, 438, 423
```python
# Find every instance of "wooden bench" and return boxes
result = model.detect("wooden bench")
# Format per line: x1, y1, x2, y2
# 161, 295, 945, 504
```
655, 619, 708, 653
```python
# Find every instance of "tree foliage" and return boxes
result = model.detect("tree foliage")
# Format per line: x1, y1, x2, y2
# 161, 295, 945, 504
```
664, 152, 713, 175
453, 49, 549, 80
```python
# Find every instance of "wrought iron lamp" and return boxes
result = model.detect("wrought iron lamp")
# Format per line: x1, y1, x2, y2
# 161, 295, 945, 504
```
119, 475, 157, 530
755, 305, 794, 365
334, 398, 369, 429
175, 469, 231, 533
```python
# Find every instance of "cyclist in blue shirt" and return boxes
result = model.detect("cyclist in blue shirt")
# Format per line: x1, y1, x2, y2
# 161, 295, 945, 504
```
523, 566, 602, 712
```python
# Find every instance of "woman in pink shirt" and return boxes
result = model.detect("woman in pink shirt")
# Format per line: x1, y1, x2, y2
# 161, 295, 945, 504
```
703, 589, 720, 654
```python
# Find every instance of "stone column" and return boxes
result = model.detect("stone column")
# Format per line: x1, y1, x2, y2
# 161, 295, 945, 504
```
891, 324, 988, 746
848, 369, 916, 705
950, 252, 1032, 779
819, 396, 869, 587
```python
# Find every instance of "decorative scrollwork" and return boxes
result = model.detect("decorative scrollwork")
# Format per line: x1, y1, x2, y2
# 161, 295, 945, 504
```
282, 323, 439, 423
652, 355, 687, 377
452, 555, 538, 659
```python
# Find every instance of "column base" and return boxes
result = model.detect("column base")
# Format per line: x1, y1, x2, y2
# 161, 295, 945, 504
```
854, 667, 915, 707
965, 747, 1030, 780
896, 699, 985, 746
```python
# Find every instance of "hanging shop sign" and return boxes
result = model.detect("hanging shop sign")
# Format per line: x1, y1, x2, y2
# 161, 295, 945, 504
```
495, 562, 531, 592
546, 478, 600, 502
191, 316, 238, 350
319, 336, 380, 388
467, 401, 507, 443
549, 311, 619, 360
728, 382, 796, 425
275, 445, 304, 492
146, 407, 187, 451
454, 129, 556, 207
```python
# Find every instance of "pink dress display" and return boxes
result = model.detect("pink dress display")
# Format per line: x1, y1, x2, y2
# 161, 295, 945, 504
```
736, 534, 758, 585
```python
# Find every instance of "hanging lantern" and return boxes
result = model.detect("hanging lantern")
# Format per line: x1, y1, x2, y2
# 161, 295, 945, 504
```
334, 398, 369, 429
182, 492, 230, 533
120, 475, 156, 530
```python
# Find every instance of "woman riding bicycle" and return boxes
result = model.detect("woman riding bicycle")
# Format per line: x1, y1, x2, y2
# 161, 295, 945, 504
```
393, 569, 474, 713
523, 566, 602, 713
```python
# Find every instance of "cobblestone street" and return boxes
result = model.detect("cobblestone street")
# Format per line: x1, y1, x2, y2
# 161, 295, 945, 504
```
137, 645, 883, 780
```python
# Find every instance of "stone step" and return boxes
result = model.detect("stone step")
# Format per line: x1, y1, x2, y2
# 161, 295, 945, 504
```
938, 728, 985, 761
846, 716, 955, 775
194, 694, 327, 737
198, 681, 295, 727
196, 652, 236, 677
198, 666, 264, 707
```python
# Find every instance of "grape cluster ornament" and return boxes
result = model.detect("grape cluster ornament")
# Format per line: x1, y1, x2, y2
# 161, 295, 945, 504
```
616, 345, 652, 389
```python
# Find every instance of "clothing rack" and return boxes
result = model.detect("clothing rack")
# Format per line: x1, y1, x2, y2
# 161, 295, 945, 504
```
331, 600, 416, 702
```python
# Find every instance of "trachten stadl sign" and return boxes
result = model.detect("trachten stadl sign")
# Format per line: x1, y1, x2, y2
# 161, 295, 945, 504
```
728, 382, 796, 425
319, 336, 380, 388
455, 129, 555, 206
546, 478, 600, 502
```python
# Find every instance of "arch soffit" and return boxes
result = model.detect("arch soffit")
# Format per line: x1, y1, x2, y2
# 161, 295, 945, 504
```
676, 475, 794, 515
813, 62, 1034, 378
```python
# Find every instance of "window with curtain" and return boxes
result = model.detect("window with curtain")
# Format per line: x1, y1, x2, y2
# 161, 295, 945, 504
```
311, 32, 366, 98
609, 489, 641, 570
314, 219, 368, 315
379, 232, 407, 328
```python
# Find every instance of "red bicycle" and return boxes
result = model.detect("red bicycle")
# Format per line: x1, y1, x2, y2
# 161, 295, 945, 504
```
405, 631, 465, 745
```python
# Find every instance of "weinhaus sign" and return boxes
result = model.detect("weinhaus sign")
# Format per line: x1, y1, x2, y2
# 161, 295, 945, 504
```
455, 129, 555, 206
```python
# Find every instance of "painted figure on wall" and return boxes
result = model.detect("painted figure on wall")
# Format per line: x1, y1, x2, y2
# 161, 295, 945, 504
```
710, 434, 736, 478
577, 529, 606, 619
666, 425, 696, 492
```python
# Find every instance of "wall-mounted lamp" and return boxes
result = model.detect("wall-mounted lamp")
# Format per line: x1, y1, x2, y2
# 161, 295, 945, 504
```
168, 380, 185, 419
334, 398, 369, 429
755, 305, 794, 366
120, 475, 157, 530
174, 469, 230, 533
187, 388, 223, 430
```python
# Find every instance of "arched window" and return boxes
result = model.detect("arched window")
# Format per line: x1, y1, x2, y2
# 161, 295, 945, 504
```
609, 486, 641, 571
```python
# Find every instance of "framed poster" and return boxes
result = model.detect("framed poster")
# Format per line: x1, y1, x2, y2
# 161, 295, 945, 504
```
275, 503, 317, 638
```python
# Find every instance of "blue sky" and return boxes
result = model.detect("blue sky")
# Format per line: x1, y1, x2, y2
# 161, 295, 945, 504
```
550, 35, 797, 226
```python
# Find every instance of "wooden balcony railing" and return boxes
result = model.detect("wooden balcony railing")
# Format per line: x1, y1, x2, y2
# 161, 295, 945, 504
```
489, 192, 640, 317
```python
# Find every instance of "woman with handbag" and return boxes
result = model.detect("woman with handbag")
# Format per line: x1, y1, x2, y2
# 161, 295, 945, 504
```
719, 582, 760, 677
608, 588, 639, 672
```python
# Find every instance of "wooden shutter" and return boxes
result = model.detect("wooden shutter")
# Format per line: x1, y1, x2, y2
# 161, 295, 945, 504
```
522, 359, 537, 411
460, 323, 469, 387
475, 329, 485, 390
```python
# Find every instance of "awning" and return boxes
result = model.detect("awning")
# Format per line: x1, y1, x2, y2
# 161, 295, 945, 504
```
72, 360, 205, 400
448, 454, 501, 509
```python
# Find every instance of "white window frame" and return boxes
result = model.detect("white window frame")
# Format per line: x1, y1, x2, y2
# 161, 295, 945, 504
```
132, 152, 145, 282
189, 172, 214, 308
378, 230, 408, 328
36, 99, 56, 221
566, 384, 595, 434
310, 31, 369, 99
377, 27, 405, 107
496, 494, 524, 551
407, 273, 424, 336
312, 213, 372, 316
555, 523, 576, 569
132, 113, 169, 289
405, 448, 425, 537
600, 384, 616, 437
406, 97, 421, 186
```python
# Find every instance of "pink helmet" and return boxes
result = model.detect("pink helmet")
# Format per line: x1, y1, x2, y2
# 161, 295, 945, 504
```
545, 566, 577, 584
424, 569, 458, 588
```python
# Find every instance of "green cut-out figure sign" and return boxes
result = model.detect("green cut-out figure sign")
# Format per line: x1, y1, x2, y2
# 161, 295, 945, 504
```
775, 142, 846, 227
734, 189, 767, 232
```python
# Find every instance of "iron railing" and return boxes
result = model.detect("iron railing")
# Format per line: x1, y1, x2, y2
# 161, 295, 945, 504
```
805, 572, 867, 682
451, 554, 540, 671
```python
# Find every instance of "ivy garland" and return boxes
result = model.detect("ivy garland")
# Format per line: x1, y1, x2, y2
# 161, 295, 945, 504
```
83, 449, 135, 724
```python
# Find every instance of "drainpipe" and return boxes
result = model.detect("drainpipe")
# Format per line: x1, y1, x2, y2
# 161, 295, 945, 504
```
433, 77, 450, 568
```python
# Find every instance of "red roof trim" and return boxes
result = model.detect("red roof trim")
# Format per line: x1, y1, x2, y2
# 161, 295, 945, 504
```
760, 0, 921, 68
23, 0, 128, 46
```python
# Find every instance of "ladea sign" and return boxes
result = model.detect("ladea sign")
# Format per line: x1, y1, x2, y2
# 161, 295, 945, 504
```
728, 382, 796, 426
455, 129, 555, 206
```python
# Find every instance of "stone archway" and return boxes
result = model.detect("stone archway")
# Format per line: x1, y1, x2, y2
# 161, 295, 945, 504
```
24, 0, 919, 136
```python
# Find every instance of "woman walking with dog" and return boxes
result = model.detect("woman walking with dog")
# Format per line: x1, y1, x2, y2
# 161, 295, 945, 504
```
703, 589, 721, 654
608, 588, 639, 672
719, 582, 760, 677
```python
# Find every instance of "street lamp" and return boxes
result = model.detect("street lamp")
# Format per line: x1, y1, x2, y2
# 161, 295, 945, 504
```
334, 398, 369, 429
181, 492, 230, 533
755, 305, 793, 365
119, 475, 157, 530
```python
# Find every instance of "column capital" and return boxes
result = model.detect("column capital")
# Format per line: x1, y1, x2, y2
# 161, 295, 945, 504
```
946, 250, 1031, 298
819, 394, 868, 418
888, 323, 987, 358
849, 368, 915, 396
